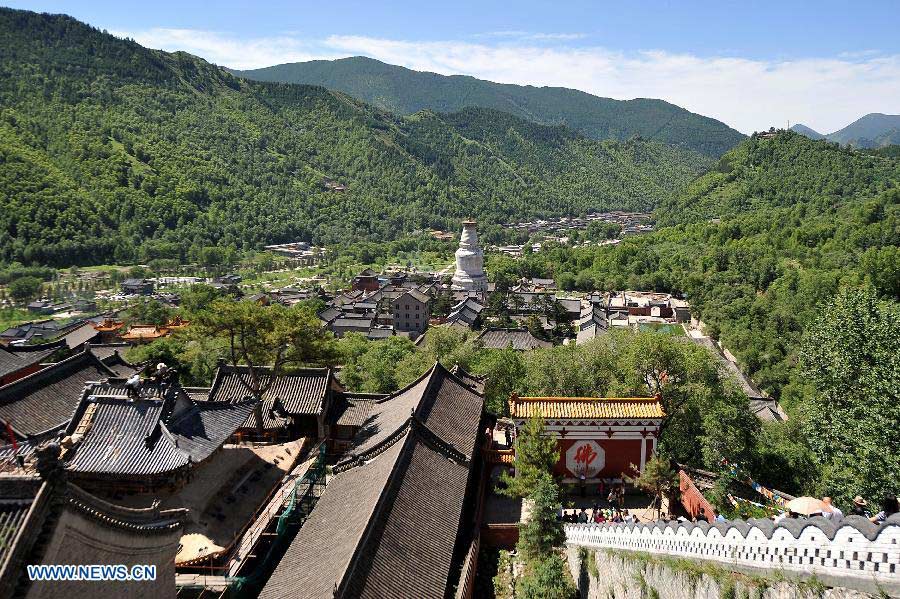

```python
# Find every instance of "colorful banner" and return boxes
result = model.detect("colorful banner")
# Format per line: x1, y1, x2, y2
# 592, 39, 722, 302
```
720, 458, 787, 508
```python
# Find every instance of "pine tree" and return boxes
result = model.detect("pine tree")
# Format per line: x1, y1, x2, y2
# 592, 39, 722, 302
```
500, 416, 559, 498
518, 473, 566, 561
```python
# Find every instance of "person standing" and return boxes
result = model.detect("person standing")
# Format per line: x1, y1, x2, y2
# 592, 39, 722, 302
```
870, 494, 899, 524
822, 497, 843, 521
849, 496, 870, 518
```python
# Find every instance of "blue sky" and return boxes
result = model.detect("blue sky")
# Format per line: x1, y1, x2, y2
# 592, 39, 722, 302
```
5, 1, 900, 133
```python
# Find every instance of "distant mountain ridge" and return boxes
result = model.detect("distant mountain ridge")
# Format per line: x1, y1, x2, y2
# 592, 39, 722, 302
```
791, 113, 900, 148
231, 56, 745, 157
0, 7, 713, 267
788, 123, 824, 140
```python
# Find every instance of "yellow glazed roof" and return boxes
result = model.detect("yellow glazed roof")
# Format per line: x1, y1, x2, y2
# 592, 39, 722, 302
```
509, 396, 664, 420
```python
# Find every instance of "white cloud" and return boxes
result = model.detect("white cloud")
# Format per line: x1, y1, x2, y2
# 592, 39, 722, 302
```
113, 28, 900, 134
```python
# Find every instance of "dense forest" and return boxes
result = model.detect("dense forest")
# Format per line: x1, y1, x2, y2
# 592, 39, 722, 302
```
0, 8, 712, 267
233, 56, 746, 157
489, 131, 899, 407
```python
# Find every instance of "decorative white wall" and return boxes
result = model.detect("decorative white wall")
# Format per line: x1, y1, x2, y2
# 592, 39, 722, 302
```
566, 514, 900, 595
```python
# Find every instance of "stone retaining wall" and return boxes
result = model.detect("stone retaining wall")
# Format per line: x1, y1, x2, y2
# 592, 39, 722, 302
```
566, 547, 881, 599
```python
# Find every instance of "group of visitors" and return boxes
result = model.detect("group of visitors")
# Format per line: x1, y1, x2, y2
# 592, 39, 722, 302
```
124, 362, 176, 398
846, 493, 898, 524
596, 479, 626, 509
773, 493, 898, 524
561, 506, 637, 524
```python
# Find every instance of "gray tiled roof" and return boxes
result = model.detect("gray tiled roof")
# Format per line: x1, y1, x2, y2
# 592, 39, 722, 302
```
260, 363, 484, 599
366, 328, 394, 340
183, 387, 211, 402
317, 306, 342, 323
65, 381, 255, 476
0, 350, 118, 437
341, 438, 471, 599
394, 288, 431, 305
331, 317, 373, 330
208, 365, 333, 416
86, 343, 130, 361
326, 392, 385, 428
89, 344, 143, 378
0, 476, 40, 566
61, 322, 100, 349
450, 365, 486, 395
476, 328, 552, 350
0, 343, 61, 379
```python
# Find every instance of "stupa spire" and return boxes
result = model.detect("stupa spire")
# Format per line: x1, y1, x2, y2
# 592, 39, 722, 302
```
451, 220, 487, 292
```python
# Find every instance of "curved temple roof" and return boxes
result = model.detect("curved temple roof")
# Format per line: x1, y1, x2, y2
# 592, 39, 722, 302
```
260, 362, 485, 599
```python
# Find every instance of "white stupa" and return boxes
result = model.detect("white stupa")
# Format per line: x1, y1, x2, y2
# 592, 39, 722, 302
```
451, 220, 488, 292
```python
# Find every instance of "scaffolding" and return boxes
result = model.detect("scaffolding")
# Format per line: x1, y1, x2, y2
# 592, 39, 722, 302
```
227, 442, 327, 596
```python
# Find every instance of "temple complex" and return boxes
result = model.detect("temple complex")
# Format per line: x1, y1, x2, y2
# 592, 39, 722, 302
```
0, 444, 186, 599
260, 362, 487, 599
451, 220, 488, 292
508, 394, 664, 482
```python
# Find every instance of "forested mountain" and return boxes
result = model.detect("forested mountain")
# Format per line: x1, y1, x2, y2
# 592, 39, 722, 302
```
0, 8, 713, 267
493, 131, 899, 401
658, 129, 900, 224
792, 113, 900, 148
232, 56, 745, 157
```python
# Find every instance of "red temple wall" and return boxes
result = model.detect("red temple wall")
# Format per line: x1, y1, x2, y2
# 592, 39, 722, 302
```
552, 438, 651, 479
0, 362, 46, 387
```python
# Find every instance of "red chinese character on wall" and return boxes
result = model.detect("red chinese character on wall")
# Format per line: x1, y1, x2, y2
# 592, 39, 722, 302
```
574, 443, 598, 467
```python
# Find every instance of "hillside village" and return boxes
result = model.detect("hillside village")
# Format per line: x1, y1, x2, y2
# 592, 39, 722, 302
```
0, 5, 898, 599
0, 219, 888, 599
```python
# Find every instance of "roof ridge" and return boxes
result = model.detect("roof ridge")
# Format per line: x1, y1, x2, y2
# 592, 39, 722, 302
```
373, 361, 439, 404
0, 348, 114, 401
333, 421, 417, 597
516, 395, 660, 402
334, 413, 474, 597
409, 417, 471, 464
66, 483, 186, 532
333, 418, 412, 474
219, 364, 330, 375
442, 362, 485, 398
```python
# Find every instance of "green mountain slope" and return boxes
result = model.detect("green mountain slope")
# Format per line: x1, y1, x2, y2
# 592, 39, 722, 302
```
232, 56, 745, 158
828, 113, 900, 148
658, 130, 899, 224
0, 8, 712, 267
507, 131, 899, 396
792, 113, 900, 148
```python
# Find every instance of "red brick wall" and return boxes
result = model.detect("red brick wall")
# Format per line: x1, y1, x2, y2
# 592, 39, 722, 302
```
678, 470, 715, 522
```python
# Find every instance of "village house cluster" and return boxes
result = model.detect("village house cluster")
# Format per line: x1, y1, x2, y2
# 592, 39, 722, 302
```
0, 220, 893, 597
493, 211, 653, 256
